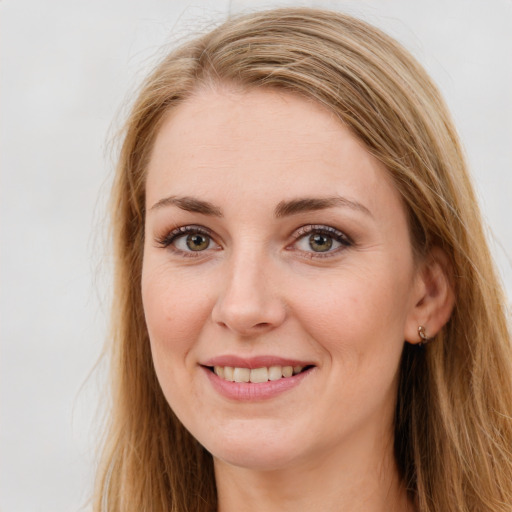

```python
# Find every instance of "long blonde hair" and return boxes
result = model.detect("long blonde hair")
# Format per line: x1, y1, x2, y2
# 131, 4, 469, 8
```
94, 8, 512, 511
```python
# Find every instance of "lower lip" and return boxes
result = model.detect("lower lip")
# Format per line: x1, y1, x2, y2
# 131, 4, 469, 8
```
203, 366, 314, 401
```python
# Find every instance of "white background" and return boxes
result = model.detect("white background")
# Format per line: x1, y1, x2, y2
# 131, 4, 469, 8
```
1, 1, 511, 511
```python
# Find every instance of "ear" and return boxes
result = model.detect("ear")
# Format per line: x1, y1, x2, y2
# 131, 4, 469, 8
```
404, 247, 455, 344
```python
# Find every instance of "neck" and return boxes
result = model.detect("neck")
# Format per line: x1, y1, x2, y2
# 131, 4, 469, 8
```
214, 434, 413, 512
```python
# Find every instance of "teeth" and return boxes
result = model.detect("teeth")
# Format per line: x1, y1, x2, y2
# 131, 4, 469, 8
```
233, 367, 250, 383
268, 366, 282, 381
249, 367, 269, 383
223, 366, 234, 381
282, 366, 293, 378
213, 365, 305, 383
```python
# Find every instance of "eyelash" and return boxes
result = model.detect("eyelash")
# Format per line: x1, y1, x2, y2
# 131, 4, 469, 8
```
289, 225, 352, 258
155, 224, 353, 258
155, 225, 216, 257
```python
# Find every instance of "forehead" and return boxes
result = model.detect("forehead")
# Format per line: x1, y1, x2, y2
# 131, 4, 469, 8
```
145, 86, 404, 222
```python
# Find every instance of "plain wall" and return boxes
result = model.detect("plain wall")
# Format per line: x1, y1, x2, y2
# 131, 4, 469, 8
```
1, 1, 510, 511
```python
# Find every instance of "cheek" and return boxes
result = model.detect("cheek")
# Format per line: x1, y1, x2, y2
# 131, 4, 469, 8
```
288, 262, 413, 369
141, 263, 218, 424
300, 265, 409, 325
141, 262, 212, 368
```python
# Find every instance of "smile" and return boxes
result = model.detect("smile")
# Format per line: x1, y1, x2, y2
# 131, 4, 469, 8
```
212, 365, 307, 383
203, 360, 315, 400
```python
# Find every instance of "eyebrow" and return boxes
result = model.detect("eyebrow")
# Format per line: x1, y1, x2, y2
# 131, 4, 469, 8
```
274, 196, 372, 218
149, 196, 223, 216
148, 194, 372, 218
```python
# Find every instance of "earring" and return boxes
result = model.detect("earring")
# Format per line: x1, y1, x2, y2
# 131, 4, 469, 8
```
418, 325, 430, 346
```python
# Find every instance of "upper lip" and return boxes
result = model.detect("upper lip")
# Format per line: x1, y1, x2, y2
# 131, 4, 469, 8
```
202, 355, 315, 369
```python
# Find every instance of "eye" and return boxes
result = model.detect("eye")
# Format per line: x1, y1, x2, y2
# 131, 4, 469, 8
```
175, 232, 211, 252
292, 225, 352, 255
155, 225, 218, 255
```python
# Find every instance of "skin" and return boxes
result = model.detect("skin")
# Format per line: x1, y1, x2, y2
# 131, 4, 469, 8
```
141, 86, 445, 511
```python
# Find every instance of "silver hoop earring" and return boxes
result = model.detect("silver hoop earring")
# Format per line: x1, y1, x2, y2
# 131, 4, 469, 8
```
418, 325, 430, 346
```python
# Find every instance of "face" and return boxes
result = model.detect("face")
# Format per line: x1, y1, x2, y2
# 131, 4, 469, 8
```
142, 87, 423, 472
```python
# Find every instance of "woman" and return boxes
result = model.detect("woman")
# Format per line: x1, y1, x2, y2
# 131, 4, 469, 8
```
94, 7, 512, 512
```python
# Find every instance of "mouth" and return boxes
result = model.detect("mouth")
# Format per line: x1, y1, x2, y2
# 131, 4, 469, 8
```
206, 364, 314, 383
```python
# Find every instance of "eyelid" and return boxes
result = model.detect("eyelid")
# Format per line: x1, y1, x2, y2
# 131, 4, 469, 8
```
293, 224, 351, 240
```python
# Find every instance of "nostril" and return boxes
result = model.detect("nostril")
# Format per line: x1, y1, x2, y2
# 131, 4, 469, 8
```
254, 322, 271, 329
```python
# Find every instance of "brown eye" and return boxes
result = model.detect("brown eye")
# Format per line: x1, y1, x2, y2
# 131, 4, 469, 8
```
185, 233, 210, 251
308, 233, 333, 252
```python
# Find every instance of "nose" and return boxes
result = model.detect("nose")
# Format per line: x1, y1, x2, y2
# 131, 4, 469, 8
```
211, 249, 287, 337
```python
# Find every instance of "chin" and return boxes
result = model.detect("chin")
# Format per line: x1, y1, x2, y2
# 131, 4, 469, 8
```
211, 444, 300, 472
197, 422, 308, 471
